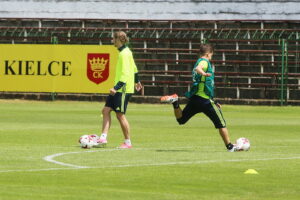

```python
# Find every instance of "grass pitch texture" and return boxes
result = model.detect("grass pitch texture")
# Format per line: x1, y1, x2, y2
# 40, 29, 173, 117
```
0, 100, 299, 200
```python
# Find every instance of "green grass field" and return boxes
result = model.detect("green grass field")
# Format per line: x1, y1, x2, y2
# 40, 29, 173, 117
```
0, 100, 299, 200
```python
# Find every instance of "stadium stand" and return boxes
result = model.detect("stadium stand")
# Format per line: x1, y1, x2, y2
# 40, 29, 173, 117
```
0, 18, 299, 105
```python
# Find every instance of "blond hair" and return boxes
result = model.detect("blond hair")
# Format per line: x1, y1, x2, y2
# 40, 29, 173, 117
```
114, 31, 129, 45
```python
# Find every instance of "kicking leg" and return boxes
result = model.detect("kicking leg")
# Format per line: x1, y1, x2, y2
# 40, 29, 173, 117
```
161, 94, 198, 125
172, 100, 183, 119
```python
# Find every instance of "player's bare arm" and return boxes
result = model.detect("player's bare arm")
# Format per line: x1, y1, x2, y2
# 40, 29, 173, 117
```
195, 64, 211, 77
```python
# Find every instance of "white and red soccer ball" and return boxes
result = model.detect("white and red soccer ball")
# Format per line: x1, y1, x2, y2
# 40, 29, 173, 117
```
236, 137, 250, 151
78, 134, 99, 149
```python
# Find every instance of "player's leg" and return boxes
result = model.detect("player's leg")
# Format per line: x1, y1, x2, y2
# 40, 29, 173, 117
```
176, 99, 199, 125
98, 95, 115, 145
116, 112, 130, 139
116, 112, 131, 148
172, 98, 183, 119
218, 127, 230, 147
160, 94, 181, 115
101, 106, 112, 135
174, 106, 183, 119
116, 93, 132, 148
202, 99, 237, 152
161, 94, 180, 118
161, 94, 198, 124
168, 97, 185, 120
94, 106, 111, 147
98, 107, 111, 146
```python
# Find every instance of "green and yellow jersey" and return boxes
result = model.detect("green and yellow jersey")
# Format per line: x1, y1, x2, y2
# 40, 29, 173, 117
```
186, 58, 214, 99
195, 60, 210, 99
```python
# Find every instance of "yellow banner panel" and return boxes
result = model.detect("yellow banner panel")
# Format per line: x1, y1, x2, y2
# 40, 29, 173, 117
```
0, 44, 118, 93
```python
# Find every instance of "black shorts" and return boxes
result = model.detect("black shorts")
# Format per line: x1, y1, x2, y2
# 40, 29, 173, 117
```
105, 92, 131, 114
177, 95, 226, 128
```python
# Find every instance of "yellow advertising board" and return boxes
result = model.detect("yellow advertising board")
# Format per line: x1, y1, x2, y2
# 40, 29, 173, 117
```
0, 44, 118, 93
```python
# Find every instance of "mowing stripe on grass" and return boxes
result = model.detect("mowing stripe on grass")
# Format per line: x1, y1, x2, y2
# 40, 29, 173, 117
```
1, 149, 299, 174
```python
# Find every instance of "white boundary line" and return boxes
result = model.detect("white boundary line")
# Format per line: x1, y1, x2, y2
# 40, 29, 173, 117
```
43, 147, 195, 168
0, 148, 299, 173
1, 156, 300, 173
43, 151, 91, 169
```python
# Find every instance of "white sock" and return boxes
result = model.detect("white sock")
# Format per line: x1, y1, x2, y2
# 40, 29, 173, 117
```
100, 133, 107, 139
124, 139, 131, 146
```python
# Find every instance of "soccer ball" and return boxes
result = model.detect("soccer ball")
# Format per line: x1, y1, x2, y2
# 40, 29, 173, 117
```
236, 137, 250, 151
79, 135, 96, 149
89, 134, 100, 143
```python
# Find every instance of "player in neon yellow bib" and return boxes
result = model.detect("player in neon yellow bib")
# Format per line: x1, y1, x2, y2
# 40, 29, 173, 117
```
98, 31, 142, 149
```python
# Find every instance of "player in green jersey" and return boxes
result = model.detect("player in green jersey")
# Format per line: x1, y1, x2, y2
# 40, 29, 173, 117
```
161, 44, 238, 152
98, 31, 142, 148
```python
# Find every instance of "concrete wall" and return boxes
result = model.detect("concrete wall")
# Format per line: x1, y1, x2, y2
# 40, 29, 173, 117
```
0, 0, 300, 20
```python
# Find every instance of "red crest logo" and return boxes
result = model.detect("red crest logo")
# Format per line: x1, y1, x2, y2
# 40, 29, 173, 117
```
87, 53, 109, 84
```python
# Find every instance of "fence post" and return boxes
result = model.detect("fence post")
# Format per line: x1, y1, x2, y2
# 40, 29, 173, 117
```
279, 39, 288, 106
